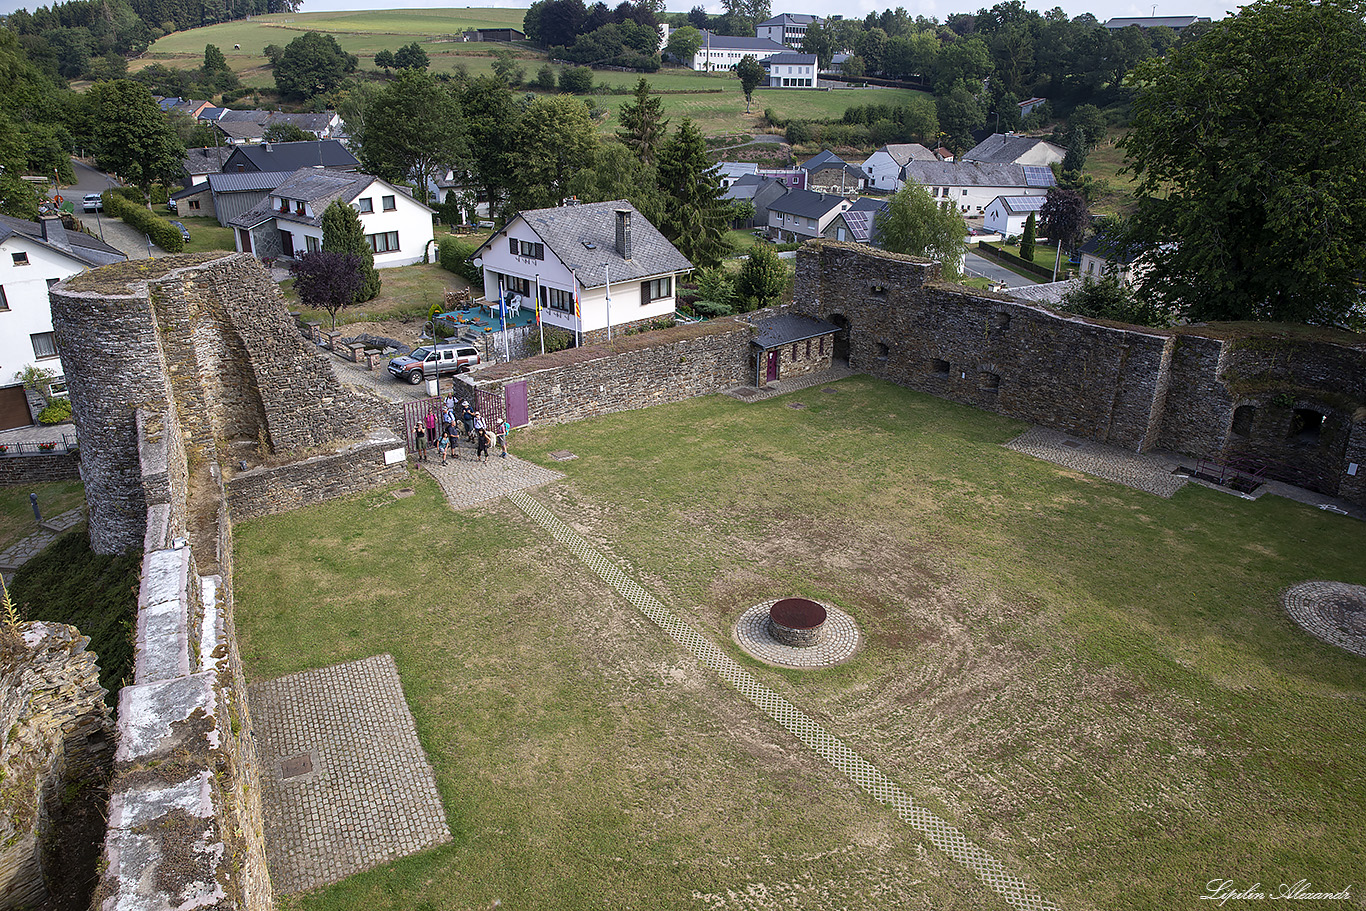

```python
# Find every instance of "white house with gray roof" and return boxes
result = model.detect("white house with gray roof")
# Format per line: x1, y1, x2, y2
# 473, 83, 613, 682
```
230, 169, 433, 268
898, 161, 1055, 215
470, 200, 692, 344
690, 32, 789, 71
757, 13, 821, 48
962, 133, 1065, 168
765, 189, 852, 242
0, 214, 125, 429
861, 143, 939, 191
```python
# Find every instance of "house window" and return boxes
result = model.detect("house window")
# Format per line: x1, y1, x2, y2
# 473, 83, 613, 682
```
306, 235, 321, 253
357, 197, 374, 214
819, 336, 825, 356
31, 332, 57, 359
11, 252, 29, 266
541, 286, 575, 313
0, 286, 8, 310
510, 239, 545, 260
294, 201, 305, 215
792, 343, 799, 360
642, 277, 672, 301
382, 195, 396, 211
277, 198, 289, 213
189, 199, 201, 210
366, 231, 400, 254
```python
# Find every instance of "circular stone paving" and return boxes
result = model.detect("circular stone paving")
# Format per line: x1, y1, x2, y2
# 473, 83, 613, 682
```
1283, 581, 1366, 658
734, 599, 860, 668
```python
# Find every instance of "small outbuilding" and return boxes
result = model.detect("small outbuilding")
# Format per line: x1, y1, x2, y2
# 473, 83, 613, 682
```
749, 312, 839, 385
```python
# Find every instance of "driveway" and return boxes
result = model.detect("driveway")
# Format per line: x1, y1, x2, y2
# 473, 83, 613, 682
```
64, 157, 168, 260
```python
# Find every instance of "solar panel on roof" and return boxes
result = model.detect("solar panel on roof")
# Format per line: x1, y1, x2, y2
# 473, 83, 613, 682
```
1008, 196, 1046, 211
1023, 166, 1056, 187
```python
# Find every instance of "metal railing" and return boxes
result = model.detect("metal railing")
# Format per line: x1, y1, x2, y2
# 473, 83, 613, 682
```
0, 432, 79, 456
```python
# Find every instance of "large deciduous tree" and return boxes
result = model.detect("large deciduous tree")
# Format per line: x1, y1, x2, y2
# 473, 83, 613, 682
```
617, 78, 667, 164
1121, 0, 1366, 328
510, 95, 598, 212
86, 79, 185, 196
321, 199, 380, 303
656, 118, 730, 269
734, 242, 787, 311
873, 183, 967, 279
1039, 186, 1089, 253
273, 31, 356, 100
354, 69, 464, 202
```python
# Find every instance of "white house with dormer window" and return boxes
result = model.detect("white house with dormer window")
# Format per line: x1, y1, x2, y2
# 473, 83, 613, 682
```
230, 168, 433, 268
470, 200, 693, 345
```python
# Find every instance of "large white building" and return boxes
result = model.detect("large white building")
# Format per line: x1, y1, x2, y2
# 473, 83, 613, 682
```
470, 200, 693, 344
757, 13, 821, 48
0, 215, 125, 430
231, 169, 435, 268
690, 32, 789, 71
897, 161, 1056, 215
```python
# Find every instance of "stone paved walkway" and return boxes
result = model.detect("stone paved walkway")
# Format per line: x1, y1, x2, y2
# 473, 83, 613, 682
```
721, 363, 860, 403
502, 488, 1057, 911
420, 450, 565, 509
0, 506, 86, 577
1004, 427, 1189, 498
248, 654, 451, 894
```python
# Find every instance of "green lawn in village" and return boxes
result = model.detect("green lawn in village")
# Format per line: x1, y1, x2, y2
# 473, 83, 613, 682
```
0, 480, 83, 553
234, 377, 1366, 911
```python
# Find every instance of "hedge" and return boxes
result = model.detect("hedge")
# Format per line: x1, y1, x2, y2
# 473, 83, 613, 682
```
437, 235, 481, 286
102, 190, 185, 253
975, 242, 1056, 280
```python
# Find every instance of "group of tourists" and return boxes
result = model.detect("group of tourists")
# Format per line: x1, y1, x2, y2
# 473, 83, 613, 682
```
412, 394, 509, 466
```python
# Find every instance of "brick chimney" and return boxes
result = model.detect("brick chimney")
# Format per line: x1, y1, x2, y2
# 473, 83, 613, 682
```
615, 208, 632, 261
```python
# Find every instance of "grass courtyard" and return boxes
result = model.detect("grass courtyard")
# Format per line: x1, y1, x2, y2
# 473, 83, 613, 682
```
234, 377, 1366, 911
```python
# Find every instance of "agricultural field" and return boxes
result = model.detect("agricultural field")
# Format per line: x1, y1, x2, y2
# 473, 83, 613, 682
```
235, 377, 1366, 911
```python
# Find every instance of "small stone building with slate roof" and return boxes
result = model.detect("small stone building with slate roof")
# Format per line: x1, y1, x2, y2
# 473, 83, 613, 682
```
747, 310, 839, 385
470, 199, 693, 345
230, 169, 434, 268
801, 150, 866, 195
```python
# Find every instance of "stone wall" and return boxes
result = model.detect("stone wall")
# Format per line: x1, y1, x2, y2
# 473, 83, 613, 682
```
0, 452, 81, 485
227, 432, 407, 522
0, 622, 114, 909
793, 240, 1366, 504
50, 253, 386, 555
452, 319, 755, 427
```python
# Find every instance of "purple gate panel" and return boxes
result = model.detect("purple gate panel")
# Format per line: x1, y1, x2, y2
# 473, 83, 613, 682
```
506, 381, 528, 428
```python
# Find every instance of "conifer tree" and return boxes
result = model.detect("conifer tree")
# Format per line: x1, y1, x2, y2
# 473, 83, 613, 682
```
617, 77, 667, 164
321, 199, 380, 303
1019, 212, 1036, 261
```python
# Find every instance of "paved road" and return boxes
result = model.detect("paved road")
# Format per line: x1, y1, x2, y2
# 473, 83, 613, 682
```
963, 250, 1040, 288
64, 158, 167, 260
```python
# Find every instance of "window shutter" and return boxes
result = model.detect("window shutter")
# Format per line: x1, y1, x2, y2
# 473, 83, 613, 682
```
641, 281, 649, 302
509, 238, 518, 255
535, 243, 544, 260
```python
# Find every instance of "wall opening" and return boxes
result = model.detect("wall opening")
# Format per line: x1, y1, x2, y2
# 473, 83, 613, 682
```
870, 284, 887, 297
1288, 408, 1324, 445
1231, 405, 1255, 437
994, 311, 1011, 330
930, 358, 950, 375
979, 371, 1001, 391
827, 313, 850, 361
875, 342, 890, 362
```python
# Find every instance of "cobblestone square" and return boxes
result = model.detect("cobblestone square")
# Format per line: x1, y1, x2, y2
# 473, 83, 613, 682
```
249, 654, 451, 894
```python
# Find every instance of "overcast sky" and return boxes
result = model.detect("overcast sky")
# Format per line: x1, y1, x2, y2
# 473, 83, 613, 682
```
0, 0, 1241, 29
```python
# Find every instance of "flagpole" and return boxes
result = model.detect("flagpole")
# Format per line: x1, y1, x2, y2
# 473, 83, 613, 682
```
498, 276, 508, 361
604, 264, 612, 342
535, 271, 544, 355
572, 269, 582, 347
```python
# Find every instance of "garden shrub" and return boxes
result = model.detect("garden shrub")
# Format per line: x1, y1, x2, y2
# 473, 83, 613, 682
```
37, 398, 72, 424
103, 191, 184, 253
437, 236, 481, 285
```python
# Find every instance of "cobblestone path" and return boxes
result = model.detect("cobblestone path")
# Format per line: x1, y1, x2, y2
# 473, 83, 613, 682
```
0, 506, 86, 578
1283, 581, 1366, 657
504, 488, 1057, 911
421, 450, 565, 509
249, 654, 451, 894
1004, 427, 1188, 498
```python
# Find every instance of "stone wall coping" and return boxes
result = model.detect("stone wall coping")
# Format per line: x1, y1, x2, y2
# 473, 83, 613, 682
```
106, 770, 213, 830
114, 671, 218, 764
134, 547, 192, 684
53, 251, 240, 299
229, 427, 402, 480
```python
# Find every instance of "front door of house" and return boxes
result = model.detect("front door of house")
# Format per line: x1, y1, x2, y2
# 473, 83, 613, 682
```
765, 349, 779, 382
238, 229, 252, 254
279, 231, 294, 258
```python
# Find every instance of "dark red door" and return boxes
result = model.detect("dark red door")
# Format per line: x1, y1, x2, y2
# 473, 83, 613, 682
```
765, 349, 779, 382
0, 385, 32, 431
238, 228, 252, 253
279, 230, 294, 258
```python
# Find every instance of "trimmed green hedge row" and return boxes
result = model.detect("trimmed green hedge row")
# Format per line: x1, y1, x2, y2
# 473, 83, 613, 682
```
975, 242, 1056, 280
103, 190, 185, 253
437, 235, 481, 286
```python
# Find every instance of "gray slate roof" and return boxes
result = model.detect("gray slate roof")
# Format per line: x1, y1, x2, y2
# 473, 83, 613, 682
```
484, 200, 692, 290
0, 214, 125, 267
751, 312, 839, 348
962, 134, 1064, 165
221, 140, 358, 174
183, 147, 233, 176
801, 149, 847, 171
877, 143, 938, 166
1104, 15, 1206, 28
764, 52, 817, 65
900, 160, 1052, 188
848, 196, 889, 214
229, 169, 375, 230
699, 31, 790, 51
759, 12, 819, 25
767, 189, 848, 219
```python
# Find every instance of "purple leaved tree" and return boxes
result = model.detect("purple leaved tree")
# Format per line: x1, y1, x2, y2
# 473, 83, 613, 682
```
289, 251, 363, 330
